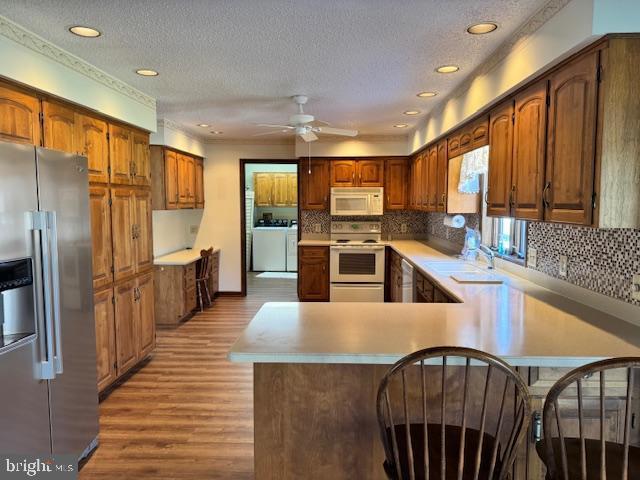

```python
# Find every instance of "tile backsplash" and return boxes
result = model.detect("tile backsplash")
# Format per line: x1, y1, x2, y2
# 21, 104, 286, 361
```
527, 223, 640, 306
427, 213, 480, 247
300, 210, 430, 236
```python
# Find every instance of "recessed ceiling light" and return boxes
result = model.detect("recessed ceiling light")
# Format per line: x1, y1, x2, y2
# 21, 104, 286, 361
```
210, 131, 223, 135
466, 22, 498, 35
403, 110, 421, 116
135, 69, 159, 77
436, 65, 460, 74
417, 91, 437, 98
197, 123, 210, 128
69, 26, 101, 38
394, 124, 409, 128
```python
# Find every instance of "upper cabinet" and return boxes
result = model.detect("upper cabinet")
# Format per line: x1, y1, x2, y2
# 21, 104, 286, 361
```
544, 49, 598, 225
76, 113, 109, 183
446, 117, 488, 160
132, 131, 151, 186
42, 101, 76, 153
151, 146, 204, 210
0, 83, 41, 145
384, 158, 409, 210
254, 171, 297, 208
329, 158, 384, 187
487, 100, 514, 217
436, 140, 448, 212
109, 124, 133, 184
286, 173, 297, 206
300, 158, 329, 210
254, 173, 274, 207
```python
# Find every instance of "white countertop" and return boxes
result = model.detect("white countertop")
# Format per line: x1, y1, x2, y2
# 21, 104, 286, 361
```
230, 240, 640, 366
154, 248, 219, 266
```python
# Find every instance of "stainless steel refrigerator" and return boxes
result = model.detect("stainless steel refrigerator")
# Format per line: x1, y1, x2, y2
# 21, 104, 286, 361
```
0, 141, 99, 459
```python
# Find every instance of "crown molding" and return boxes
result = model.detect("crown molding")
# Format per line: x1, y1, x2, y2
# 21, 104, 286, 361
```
157, 118, 206, 142
0, 14, 156, 109
205, 137, 296, 146
413, 0, 572, 137
312, 134, 407, 143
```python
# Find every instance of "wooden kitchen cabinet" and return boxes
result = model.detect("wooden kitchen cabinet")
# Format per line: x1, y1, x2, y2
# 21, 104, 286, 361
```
195, 158, 205, 208
165, 149, 180, 209
544, 49, 598, 225
436, 140, 448, 212
298, 246, 329, 301
76, 113, 109, 183
154, 261, 199, 325
109, 124, 133, 185
134, 189, 153, 273
114, 278, 138, 376
387, 249, 403, 302
253, 171, 297, 207
93, 288, 116, 393
132, 130, 151, 186
136, 272, 155, 358
42, 100, 76, 154
89, 186, 113, 289
512, 81, 547, 220
357, 159, 385, 186
426, 146, 438, 211
487, 100, 515, 217
286, 172, 298, 206
0, 83, 41, 145
111, 187, 136, 281
300, 158, 329, 210
420, 151, 429, 210
447, 134, 461, 159
384, 157, 408, 210
330, 159, 356, 186
272, 173, 289, 206
178, 153, 196, 208
470, 117, 489, 149
254, 173, 274, 206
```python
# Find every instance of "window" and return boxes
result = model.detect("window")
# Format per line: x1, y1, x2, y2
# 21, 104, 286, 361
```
489, 217, 527, 262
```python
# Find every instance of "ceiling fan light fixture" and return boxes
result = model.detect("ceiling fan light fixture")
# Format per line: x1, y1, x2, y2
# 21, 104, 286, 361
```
436, 65, 460, 74
69, 25, 101, 38
466, 22, 498, 35
417, 91, 437, 98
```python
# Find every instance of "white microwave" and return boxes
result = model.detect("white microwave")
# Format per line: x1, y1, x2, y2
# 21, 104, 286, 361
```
330, 187, 384, 216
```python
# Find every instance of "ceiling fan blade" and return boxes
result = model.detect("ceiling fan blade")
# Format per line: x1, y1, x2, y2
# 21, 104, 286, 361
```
316, 126, 358, 137
255, 123, 295, 129
253, 130, 291, 137
310, 119, 332, 127
300, 131, 318, 142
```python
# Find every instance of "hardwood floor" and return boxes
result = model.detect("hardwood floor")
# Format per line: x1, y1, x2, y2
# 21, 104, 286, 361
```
80, 273, 298, 480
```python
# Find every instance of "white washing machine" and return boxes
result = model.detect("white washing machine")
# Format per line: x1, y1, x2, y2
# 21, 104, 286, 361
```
252, 227, 287, 271
286, 225, 298, 272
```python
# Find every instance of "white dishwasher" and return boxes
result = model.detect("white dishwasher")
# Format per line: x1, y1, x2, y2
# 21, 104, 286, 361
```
401, 259, 414, 303
252, 227, 287, 271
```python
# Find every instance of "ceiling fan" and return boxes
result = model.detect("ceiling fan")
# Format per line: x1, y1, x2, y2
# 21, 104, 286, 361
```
254, 95, 358, 142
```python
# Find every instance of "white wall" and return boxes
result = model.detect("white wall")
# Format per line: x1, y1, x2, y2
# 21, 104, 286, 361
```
194, 141, 296, 292
295, 135, 408, 157
593, 0, 640, 34
152, 210, 203, 257
150, 119, 206, 157
409, 0, 597, 153
0, 15, 156, 131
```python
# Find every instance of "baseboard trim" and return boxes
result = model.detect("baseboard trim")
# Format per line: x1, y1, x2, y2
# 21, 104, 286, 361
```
217, 291, 245, 297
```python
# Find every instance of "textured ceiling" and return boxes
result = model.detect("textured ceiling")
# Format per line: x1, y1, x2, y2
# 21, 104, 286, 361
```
0, 0, 551, 139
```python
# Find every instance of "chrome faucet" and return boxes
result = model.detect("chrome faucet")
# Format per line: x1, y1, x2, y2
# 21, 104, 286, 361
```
478, 244, 495, 269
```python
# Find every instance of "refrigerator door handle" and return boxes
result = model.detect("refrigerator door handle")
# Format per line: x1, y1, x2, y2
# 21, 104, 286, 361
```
47, 211, 64, 375
29, 211, 56, 379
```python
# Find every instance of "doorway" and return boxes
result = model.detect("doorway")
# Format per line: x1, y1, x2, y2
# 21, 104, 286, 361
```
239, 159, 299, 297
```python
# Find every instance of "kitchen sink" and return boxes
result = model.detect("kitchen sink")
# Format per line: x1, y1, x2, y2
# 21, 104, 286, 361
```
422, 260, 503, 284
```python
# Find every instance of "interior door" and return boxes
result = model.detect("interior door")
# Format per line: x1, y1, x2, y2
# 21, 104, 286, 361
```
513, 81, 548, 220
545, 50, 598, 225
89, 186, 113, 289
36, 148, 99, 456
76, 114, 109, 183
0, 142, 52, 454
42, 101, 76, 154
136, 272, 155, 358
134, 189, 153, 273
487, 100, 514, 217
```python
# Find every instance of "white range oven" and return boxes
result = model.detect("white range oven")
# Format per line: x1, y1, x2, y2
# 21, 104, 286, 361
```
329, 222, 385, 303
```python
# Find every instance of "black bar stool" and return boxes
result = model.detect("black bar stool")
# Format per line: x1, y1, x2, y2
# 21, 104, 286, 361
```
377, 346, 531, 480
196, 247, 214, 311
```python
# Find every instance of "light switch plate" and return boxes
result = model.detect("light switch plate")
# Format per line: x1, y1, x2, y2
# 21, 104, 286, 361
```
559, 255, 568, 278
401, 223, 408, 233
527, 247, 537, 268
632, 274, 640, 301
314, 223, 321, 233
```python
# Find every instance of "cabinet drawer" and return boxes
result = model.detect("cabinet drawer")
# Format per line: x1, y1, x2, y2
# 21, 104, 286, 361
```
184, 263, 196, 289
299, 246, 328, 258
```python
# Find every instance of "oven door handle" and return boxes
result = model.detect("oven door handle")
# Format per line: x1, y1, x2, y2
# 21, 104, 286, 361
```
330, 246, 385, 251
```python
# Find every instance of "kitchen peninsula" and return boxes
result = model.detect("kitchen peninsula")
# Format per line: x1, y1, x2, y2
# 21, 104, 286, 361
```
229, 241, 640, 480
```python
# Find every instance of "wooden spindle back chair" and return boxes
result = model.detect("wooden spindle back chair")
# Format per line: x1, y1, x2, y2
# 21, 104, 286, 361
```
377, 346, 531, 480
196, 247, 214, 311
539, 357, 640, 480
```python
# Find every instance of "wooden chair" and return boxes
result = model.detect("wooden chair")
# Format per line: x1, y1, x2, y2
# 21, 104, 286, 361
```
537, 357, 640, 480
196, 247, 214, 312
377, 346, 531, 480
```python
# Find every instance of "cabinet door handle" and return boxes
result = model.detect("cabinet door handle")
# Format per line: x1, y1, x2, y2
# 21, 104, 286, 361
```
542, 181, 551, 208
484, 190, 490, 205
441, 193, 446, 204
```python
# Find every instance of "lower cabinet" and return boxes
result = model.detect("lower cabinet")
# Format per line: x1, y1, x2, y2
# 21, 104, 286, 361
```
415, 271, 457, 303
154, 261, 198, 325
93, 271, 156, 393
387, 250, 403, 303
298, 246, 329, 301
